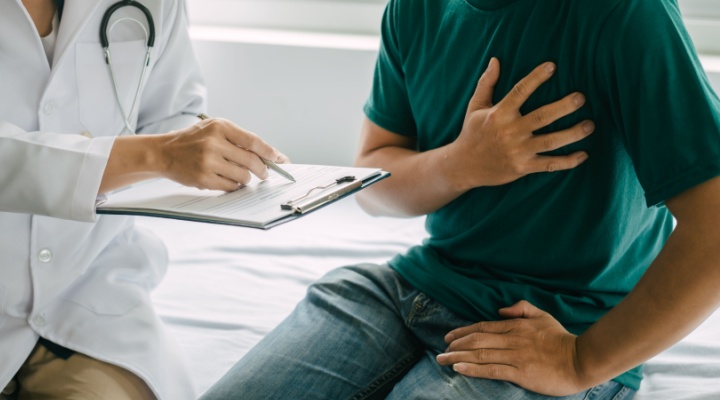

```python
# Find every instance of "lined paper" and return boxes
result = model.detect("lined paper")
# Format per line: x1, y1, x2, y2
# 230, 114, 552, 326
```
97, 164, 383, 228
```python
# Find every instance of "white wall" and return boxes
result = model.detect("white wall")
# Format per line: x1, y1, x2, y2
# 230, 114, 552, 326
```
706, 64, 720, 90
191, 36, 378, 166
189, 36, 720, 167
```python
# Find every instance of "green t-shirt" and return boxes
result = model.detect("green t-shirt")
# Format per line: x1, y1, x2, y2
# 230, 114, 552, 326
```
363, 0, 720, 390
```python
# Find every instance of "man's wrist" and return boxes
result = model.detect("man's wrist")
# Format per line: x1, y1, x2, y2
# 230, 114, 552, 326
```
439, 142, 473, 194
573, 333, 614, 390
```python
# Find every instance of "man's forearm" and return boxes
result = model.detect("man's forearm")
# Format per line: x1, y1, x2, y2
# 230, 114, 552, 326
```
355, 141, 467, 218
576, 177, 720, 387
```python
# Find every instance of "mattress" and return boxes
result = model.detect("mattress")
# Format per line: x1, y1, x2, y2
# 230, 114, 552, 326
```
143, 197, 720, 398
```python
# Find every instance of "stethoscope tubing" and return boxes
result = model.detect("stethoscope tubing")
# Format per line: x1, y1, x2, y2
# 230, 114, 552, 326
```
100, 0, 155, 48
100, 0, 155, 135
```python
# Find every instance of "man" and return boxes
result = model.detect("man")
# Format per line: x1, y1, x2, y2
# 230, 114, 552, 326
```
0, 0, 285, 398
202, 0, 720, 398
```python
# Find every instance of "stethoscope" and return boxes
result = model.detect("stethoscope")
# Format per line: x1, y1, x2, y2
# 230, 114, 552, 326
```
100, 0, 155, 135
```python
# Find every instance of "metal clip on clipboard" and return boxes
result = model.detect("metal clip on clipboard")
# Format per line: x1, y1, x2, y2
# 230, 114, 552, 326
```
281, 176, 361, 214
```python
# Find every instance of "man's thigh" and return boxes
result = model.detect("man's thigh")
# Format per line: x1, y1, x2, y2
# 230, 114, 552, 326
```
201, 264, 426, 400
387, 352, 636, 400
392, 294, 637, 400
14, 343, 155, 400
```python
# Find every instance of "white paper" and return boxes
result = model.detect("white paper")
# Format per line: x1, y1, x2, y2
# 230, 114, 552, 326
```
97, 164, 382, 227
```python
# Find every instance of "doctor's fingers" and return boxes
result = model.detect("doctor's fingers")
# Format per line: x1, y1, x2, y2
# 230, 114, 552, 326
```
187, 156, 255, 191
199, 172, 246, 192
204, 119, 281, 162
218, 144, 270, 181
214, 161, 255, 189
274, 151, 292, 164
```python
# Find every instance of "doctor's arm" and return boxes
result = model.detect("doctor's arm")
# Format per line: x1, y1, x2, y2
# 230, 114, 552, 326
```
99, 118, 285, 194
98, 0, 287, 194
437, 176, 720, 396
355, 59, 594, 217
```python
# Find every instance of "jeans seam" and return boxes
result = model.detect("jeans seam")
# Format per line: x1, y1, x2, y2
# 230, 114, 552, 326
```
612, 386, 633, 400
349, 350, 423, 400
582, 383, 603, 400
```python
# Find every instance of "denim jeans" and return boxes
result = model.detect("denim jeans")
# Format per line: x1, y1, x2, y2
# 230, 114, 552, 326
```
201, 264, 636, 400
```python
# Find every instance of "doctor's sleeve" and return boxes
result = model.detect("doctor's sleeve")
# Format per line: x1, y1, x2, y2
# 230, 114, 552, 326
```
135, 0, 207, 134
595, 0, 720, 207
0, 121, 114, 222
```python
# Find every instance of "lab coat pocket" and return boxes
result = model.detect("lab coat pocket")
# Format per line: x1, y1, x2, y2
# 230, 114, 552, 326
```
76, 40, 146, 136
63, 226, 168, 316
63, 266, 146, 316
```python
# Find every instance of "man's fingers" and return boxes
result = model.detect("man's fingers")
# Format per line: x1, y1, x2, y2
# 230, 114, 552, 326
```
444, 332, 512, 353
445, 321, 513, 344
451, 362, 519, 381
498, 62, 556, 111
498, 300, 546, 319
467, 57, 501, 112
436, 348, 513, 367
528, 120, 595, 154
527, 152, 589, 174
521, 92, 587, 132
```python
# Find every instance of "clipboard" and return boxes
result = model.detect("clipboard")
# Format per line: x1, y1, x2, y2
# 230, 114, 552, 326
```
96, 164, 390, 230
264, 171, 388, 228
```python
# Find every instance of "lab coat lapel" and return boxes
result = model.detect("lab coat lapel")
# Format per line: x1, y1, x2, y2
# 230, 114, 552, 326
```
52, 0, 103, 69
5, 0, 49, 70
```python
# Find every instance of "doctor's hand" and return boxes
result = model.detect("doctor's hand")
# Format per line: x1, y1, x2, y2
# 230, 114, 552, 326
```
446, 58, 595, 191
155, 117, 289, 191
436, 300, 587, 397
101, 118, 289, 194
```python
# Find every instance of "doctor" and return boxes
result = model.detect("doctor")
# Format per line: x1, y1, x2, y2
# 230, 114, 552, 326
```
0, 0, 286, 399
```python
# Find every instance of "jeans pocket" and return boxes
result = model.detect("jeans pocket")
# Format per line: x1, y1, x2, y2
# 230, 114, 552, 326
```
612, 385, 636, 400
406, 292, 442, 325
584, 381, 636, 400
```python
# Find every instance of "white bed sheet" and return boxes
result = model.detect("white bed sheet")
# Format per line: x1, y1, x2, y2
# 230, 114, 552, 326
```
143, 197, 720, 398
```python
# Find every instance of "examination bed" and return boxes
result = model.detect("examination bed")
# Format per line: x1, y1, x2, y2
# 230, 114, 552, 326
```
143, 197, 720, 399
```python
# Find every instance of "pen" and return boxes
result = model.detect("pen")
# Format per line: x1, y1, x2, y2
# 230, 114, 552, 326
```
197, 113, 296, 182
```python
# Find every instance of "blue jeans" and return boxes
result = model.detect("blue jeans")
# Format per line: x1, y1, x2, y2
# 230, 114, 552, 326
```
201, 264, 636, 400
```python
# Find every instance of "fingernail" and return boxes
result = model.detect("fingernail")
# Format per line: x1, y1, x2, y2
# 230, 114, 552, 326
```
437, 353, 448, 362
574, 93, 586, 106
583, 121, 595, 133
545, 62, 556, 73
453, 364, 468, 373
578, 153, 589, 162
444, 333, 455, 343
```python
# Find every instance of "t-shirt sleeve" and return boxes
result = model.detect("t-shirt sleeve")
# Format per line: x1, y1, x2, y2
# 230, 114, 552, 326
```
596, 0, 720, 207
363, 0, 417, 137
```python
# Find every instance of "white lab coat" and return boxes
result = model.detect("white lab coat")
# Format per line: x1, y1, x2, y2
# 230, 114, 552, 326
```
0, 0, 206, 398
